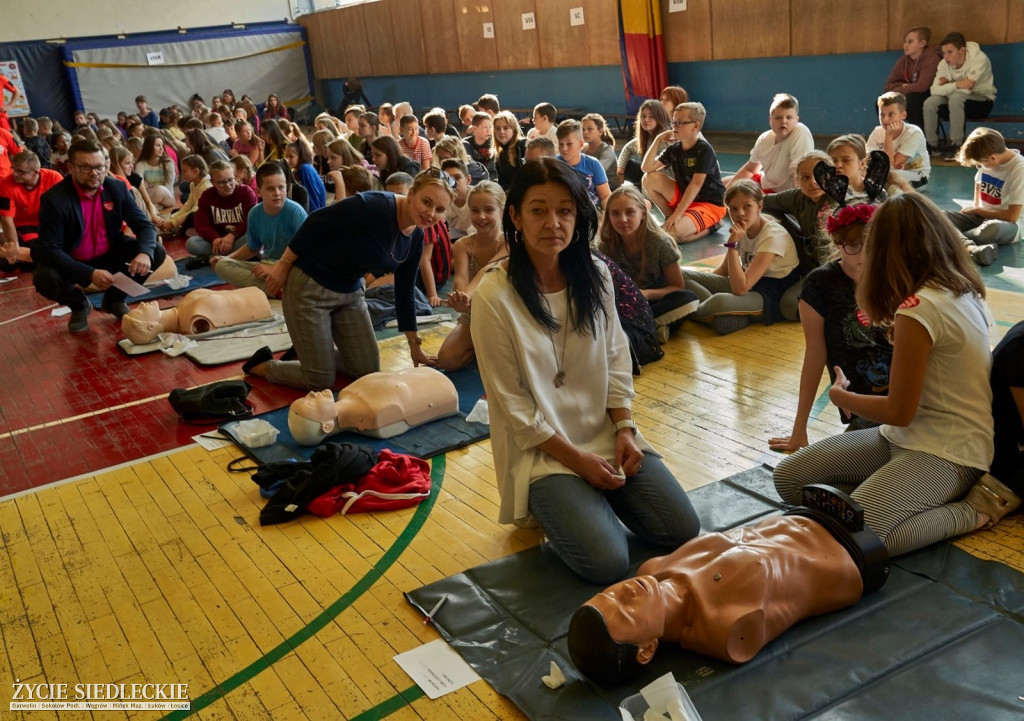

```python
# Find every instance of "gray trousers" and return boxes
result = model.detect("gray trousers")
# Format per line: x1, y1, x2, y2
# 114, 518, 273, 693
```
264, 266, 380, 390
947, 211, 1020, 246
215, 258, 270, 295
923, 92, 990, 145
682, 269, 763, 322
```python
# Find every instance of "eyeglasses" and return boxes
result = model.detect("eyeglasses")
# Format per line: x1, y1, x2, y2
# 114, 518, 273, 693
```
74, 164, 107, 174
424, 166, 457, 189
671, 120, 698, 128
213, 178, 237, 187
839, 242, 864, 255
12, 167, 39, 176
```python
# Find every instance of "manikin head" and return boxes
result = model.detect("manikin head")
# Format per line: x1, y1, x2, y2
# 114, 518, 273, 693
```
288, 389, 338, 444
122, 302, 178, 344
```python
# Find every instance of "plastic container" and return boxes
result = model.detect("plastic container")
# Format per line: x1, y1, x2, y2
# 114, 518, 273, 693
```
233, 419, 280, 448
619, 682, 703, 721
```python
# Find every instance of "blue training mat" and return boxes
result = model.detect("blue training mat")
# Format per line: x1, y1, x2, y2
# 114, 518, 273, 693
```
88, 258, 226, 308
221, 365, 488, 463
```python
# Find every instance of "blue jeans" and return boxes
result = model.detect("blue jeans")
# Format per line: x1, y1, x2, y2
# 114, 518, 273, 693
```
528, 453, 699, 583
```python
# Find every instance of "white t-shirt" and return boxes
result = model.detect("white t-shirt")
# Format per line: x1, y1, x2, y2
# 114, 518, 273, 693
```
976, 149, 1024, 213
738, 216, 799, 278
526, 125, 559, 144
866, 123, 930, 179
881, 286, 993, 469
446, 200, 473, 239
748, 123, 814, 192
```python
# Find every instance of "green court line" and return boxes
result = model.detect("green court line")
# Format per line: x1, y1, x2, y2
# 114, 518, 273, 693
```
164, 455, 446, 720
349, 685, 425, 721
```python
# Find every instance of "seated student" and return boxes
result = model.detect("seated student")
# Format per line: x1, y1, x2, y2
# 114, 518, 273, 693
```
185, 128, 228, 169
437, 181, 508, 371
660, 85, 688, 116
945, 127, 1022, 267
232, 121, 261, 167
616, 99, 671, 187
50, 132, 71, 176
598, 185, 699, 343
229, 154, 257, 194
581, 113, 619, 191
423, 107, 459, 147
439, 158, 473, 239
133, 134, 176, 209
259, 121, 290, 165
285, 139, 327, 212
557, 119, 611, 209
433, 135, 488, 185
341, 105, 364, 138
155, 155, 211, 237
397, 114, 432, 171
390, 102, 416, 138
492, 110, 527, 190
311, 129, 336, 195
212, 163, 308, 296
641, 102, 727, 242
682, 180, 799, 334
109, 146, 162, 226
725, 93, 814, 193
985, 321, 1024, 524
356, 111, 383, 162
457, 104, 475, 135
205, 111, 231, 152
884, 26, 941, 129
475, 93, 500, 117
525, 136, 556, 162
866, 92, 930, 189
0, 150, 63, 271
34, 139, 165, 332
463, 112, 496, 180
370, 135, 420, 187
769, 204, 893, 453
262, 93, 290, 122
526, 102, 558, 144
331, 164, 375, 203
377, 103, 395, 137
187, 160, 258, 261
924, 32, 996, 157
19, 118, 51, 169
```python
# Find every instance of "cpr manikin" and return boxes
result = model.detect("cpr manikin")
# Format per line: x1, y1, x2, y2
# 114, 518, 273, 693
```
121, 287, 273, 344
288, 367, 460, 443
568, 487, 890, 684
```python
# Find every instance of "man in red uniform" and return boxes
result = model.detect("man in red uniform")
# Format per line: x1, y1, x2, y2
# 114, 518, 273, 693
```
0, 150, 62, 270
0, 72, 20, 132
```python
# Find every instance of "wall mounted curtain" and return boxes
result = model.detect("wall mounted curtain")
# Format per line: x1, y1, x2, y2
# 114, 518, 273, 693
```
618, 0, 667, 114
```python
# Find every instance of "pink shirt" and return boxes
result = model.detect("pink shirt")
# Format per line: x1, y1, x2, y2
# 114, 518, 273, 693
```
70, 181, 110, 260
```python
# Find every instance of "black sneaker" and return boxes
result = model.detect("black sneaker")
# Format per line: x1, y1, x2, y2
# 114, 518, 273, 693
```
942, 144, 962, 161
928, 143, 945, 157
100, 299, 130, 319
184, 256, 209, 270
911, 177, 929, 190
68, 304, 91, 333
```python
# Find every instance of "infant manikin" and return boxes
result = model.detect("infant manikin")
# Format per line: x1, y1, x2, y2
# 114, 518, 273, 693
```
121, 287, 273, 344
288, 367, 459, 443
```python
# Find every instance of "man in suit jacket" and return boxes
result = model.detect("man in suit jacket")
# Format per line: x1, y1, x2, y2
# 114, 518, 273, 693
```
34, 139, 165, 333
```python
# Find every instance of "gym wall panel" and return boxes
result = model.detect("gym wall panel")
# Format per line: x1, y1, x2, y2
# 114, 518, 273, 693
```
419, 0, 462, 75
792, 0, 889, 56
711, 0, 789, 60
335, 8, 374, 78
662, 0, 713, 63
361, 2, 400, 77
492, 0, 542, 71
453, 1, 500, 72
388, 0, 428, 75
1009, 4, 1024, 44
888, 0, 1009, 49
301, 12, 347, 81
535, 0, 591, 69
585, 0, 621, 66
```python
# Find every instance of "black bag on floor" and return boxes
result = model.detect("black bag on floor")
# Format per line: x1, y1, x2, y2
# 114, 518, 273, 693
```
168, 380, 254, 424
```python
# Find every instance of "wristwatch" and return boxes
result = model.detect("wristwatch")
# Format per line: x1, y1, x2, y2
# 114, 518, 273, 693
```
724, 241, 738, 249
613, 419, 637, 435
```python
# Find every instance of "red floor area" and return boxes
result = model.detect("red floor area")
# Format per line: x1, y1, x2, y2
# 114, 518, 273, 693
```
0, 258, 303, 497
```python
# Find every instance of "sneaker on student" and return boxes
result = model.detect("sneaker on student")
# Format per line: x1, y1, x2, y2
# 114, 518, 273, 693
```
100, 298, 130, 319
184, 255, 209, 270
911, 177, 929, 190
928, 142, 946, 157
969, 243, 998, 267
656, 322, 670, 344
68, 304, 91, 334
708, 221, 723, 235
942, 144, 962, 161
711, 314, 751, 335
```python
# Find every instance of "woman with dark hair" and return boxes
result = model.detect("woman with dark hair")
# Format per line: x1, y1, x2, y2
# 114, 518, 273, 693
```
370, 135, 419, 186
184, 128, 228, 166
285, 139, 327, 212
263, 93, 290, 121
470, 158, 699, 584
259, 121, 288, 164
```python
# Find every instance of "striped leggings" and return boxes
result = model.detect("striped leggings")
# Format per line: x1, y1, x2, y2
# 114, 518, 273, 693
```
774, 428, 982, 556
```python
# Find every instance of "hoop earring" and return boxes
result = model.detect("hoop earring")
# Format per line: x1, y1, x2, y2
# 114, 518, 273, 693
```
515, 230, 523, 244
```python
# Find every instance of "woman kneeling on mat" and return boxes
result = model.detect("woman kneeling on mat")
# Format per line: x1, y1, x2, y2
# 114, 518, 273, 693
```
774, 193, 1007, 555
471, 159, 699, 583
244, 168, 454, 388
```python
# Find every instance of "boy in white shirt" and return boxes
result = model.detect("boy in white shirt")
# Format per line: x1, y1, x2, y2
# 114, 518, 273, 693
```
866, 92, 930, 189
527, 102, 559, 144
947, 127, 1023, 266
725, 94, 813, 193
923, 32, 997, 156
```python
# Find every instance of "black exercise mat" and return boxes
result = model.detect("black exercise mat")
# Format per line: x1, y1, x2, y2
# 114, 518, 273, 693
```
406, 466, 1024, 721
87, 258, 225, 307
221, 365, 488, 464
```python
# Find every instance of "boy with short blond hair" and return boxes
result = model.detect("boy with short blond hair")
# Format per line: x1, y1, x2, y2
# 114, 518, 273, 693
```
946, 127, 1023, 266
866, 91, 930, 188
641, 102, 726, 243
556, 119, 610, 208
726, 93, 813, 192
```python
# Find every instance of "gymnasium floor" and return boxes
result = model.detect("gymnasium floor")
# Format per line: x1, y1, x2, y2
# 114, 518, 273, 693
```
1, 151, 1022, 720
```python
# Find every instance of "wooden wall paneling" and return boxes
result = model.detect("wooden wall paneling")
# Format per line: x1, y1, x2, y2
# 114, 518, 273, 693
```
889, 0, 1010, 49
662, 0, 713, 63
361, 1, 400, 77
453, 0, 501, 73
1009, 1, 1024, 44
387, 0, 428, 75
584, 0, 621, 66
419, 0, 463, 75
535, 0, 590, 68
711, 0, 790, 60
492, 0, 542, 71
330, 7, 373, 78
791, 0, 889, 56
300, 12, 348, 80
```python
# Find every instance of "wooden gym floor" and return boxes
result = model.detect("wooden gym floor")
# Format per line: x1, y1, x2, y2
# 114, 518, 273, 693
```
1, 154, 1022, 720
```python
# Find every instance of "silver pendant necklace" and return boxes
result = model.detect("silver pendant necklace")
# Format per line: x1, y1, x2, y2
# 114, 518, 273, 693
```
542, 296, 567, 388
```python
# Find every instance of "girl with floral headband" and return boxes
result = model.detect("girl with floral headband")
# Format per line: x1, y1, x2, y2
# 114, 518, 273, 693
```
775, 193, 1014, 555
769, 204, 893, 452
